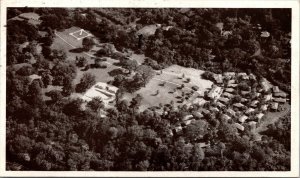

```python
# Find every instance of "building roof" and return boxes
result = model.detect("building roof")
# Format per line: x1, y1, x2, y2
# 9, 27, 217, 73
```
248, 121, 257, 130
234, 123, 244, 131
261, 31, 270, 38
193, 111, 203, 118
241, 98, 248, 103
274, 92, 287, 98
136, 24, 160, 37
197, 142, 210, 148
222, 114, 231, 121
227, 83, 238, 88
209, 106, 219, 113
233, 103, 245, 108
249, 73, 256, 80
95, 82, 118, 94
239, 115, 248, 123
222, 31, 232, 37
28, 74, 42, 83
202, 109, 211, 115
82, 82, 118, 104
238, 73, 247, 76
261, 104, 268, 111
213, 74, 223, 84
248, 121, 257, 125
192, 98, 207, 106
219, 97, 230, 103
256, 113, 264, 119
251, 100, 259, 107
225, 88, 235, 93
255, 93, 261, 97
241, 75, 250, 80
273, 98, 286, 103
222, 92, 234, 98
216, 101, 226, 108
184, 119, 195, 126
19, 13, 41, 26
162, 26, 174, 31
271, 102, 279, 110
228, 80, 236, 84
245, 108, 255, 115
174, 126, 183, 133
264, 94, 272, 101
19, 13, 40, 21
224, 72, 236, 77
241, 91, 250, 95
273, 86, 280, 93
18, 42, 30, 52
227, 108, 236, 116
261, 81, 271, 91
183, 115, 193, 121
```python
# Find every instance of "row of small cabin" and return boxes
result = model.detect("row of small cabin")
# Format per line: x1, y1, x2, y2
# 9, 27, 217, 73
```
200, 73, 288, 131
170, 72, 288, 135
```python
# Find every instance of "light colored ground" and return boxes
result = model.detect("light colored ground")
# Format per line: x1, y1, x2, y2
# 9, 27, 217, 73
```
53, 27, 213, 111
55, 27, 98, 48
52, 32, 91, 62
160, 65, 213, 94
19, 12, 41, 26
74, 66, 117, 85
41, 85, 63, 101
123, 78, 195, 111
52, 27, 121, 85
136, 24, 159, 37
130, 53, 145, 64
124, 65, 213, 111
256, 103, 291, 133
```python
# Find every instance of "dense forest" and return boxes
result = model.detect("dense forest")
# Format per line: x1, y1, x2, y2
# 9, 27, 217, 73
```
6, 8, 291, 171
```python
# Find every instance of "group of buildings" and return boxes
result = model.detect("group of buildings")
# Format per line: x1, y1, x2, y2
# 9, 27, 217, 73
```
170, 71, 288, 140
81, 82, 118, 106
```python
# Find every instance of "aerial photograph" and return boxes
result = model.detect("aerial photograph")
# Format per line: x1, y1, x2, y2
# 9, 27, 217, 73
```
6, 8, 291, 171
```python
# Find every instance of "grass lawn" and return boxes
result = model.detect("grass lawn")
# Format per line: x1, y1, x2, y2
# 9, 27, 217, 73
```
55, 27, 98, 47
52, 35, 91, 62
74, 65, 118, 85
156, 65, 213, 96
52, 26, 121, 85
52, 27, 213, 112
123, 65, 213, 111
123, 78, 195, 111
41, 85, 63, 101
129, 53, 145, 64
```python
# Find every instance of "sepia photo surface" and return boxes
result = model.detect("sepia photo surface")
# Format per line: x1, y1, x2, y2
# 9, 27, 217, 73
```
0, 0, 299, 177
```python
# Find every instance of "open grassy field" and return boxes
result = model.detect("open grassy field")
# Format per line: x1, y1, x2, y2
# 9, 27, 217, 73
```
52, 27, 122, 85
158, 65, 213, 95
52, 31, 92, 62
124, 65, 213, 111
52, 27, 213, 112
55, 27, 97, 47
123, 77, 195, 111
74, 65, 117, 85
129, 53, 145, 64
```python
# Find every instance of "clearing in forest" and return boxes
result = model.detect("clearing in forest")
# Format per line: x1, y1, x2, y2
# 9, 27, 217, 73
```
124, 65, 213, 111
69, 29, 92, 40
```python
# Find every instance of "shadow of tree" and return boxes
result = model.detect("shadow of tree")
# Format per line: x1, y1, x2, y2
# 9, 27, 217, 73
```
69, 48, 85, 53
108, 68, 124, 77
